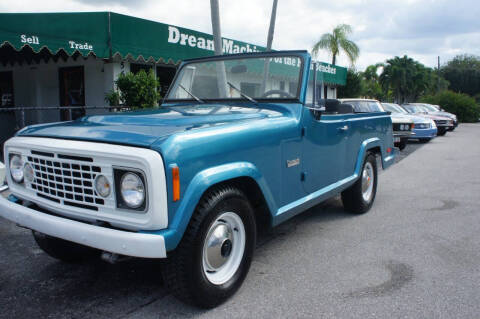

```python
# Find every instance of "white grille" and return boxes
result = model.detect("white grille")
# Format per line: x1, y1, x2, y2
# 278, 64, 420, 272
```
27, 153, 105, 210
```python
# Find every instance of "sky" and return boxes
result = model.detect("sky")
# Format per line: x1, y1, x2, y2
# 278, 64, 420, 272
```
1, 0, 479, 70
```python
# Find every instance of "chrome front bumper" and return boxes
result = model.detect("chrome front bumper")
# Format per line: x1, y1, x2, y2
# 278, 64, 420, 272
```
0, 194, 166, 258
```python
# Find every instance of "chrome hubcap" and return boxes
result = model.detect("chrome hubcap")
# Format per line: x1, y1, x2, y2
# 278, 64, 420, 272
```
202, 212, 246, 285
361, 162, 374, 202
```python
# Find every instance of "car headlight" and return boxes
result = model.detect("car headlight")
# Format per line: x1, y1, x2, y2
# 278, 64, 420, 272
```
9, 154, 24, 183
95, 175, 111, 198
23, 162, 34, 183
120, 172, 145, 209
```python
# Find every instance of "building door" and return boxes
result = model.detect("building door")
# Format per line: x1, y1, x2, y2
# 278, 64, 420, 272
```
0, 71, 16, 159
59, 66, 85, 121
156, 66, 176, 98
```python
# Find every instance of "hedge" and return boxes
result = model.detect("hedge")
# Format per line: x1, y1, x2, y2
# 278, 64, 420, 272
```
420, 90, 480, 123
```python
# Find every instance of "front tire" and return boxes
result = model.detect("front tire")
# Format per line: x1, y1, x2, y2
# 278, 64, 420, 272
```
398, 140, 407, 151
341, 153, 378, 214
163, 186, 256, 308
437, 128, 447, 136
33, 231, 100, 263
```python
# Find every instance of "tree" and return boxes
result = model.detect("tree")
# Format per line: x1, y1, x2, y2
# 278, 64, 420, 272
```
441, 54, 480, 97
113, 69, 161, 108
361, 63, 385, 100
379, 55, 436, 103
312, 24, 359, 65
337, 69, 363, 98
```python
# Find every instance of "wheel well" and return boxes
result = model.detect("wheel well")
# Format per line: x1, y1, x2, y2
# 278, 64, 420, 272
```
367, 146, 381, 157
203, 177, 272, 230
366, 146, 383, 169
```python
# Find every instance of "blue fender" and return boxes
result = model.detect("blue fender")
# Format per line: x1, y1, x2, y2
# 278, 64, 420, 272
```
356, 137, 394, 171
143, 162, 277, 251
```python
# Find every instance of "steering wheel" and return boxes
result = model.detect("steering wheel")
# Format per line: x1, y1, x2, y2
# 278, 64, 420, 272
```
261, 90, 293, 98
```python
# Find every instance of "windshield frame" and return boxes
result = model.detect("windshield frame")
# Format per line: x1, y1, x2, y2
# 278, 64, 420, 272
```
163, 51, 306, 104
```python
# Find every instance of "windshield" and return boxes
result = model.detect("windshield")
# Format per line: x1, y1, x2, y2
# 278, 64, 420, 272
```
166, 55, 302, 101
420, 104, 438, 112
403, 104, 427, 113
382, 103, 408, 114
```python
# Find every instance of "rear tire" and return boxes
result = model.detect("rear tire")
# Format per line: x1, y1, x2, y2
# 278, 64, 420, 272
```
341, 153, 378, 214
163, 186, 256, 308
33, 231, 100, 263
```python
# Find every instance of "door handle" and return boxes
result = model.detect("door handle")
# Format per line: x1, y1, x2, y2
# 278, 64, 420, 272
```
338, 125, 349, 131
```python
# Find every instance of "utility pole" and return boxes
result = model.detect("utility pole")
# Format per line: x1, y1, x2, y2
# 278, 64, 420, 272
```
261, 0, 279, 94
210, 0, 228, 98
437, 56, 441, 93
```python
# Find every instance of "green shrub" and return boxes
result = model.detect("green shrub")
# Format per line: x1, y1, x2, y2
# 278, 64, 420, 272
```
113, 69, 161, 108
420, 90, 480, 123
104, 90, 120, 106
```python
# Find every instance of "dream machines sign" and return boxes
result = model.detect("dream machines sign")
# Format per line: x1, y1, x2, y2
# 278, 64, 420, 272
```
167, 25, 261, 54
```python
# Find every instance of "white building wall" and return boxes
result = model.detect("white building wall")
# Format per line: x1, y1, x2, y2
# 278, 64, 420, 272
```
0, 56, 122, 124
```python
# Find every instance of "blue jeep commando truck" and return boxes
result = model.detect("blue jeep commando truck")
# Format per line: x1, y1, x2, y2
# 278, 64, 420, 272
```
0, 50, 394, 308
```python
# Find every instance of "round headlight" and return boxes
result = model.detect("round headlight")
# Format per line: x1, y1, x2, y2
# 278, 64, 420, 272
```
24, 163, 34, 183
120, 173, 145, 209
95, 175, 111, 198
9, 155, 24, 183
400, 124, 405, 130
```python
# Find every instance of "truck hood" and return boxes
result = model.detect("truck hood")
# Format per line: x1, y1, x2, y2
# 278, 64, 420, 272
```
17, 104, 283, 147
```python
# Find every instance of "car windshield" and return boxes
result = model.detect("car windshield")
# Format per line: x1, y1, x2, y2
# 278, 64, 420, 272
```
420, 104, 438, 112
382, 103, 408, 114
403, 104, 427, 113
166, 55, 303, 101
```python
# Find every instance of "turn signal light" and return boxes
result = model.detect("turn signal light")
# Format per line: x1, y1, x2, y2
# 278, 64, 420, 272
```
172, 166, 180, 202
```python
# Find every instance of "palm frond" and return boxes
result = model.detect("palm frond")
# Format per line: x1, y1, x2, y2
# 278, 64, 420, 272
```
339, 38, 360, 65
312, 33, 334, 58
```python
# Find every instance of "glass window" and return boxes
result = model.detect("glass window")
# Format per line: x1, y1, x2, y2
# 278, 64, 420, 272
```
345, 100, 384, 113
167, 55, 302, 101
382, 103, 408, 114
306, 62, 324, 105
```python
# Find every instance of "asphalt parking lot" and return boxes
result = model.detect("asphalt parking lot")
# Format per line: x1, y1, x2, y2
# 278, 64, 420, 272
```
1, 124, 479, 319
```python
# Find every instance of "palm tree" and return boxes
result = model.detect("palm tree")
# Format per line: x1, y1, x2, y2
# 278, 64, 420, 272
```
379, 55, 432, 103
312, 24, 359, 65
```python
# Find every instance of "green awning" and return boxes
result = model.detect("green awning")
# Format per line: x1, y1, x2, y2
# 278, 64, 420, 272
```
0, 12, 110, 57
0, 12, 347, 85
